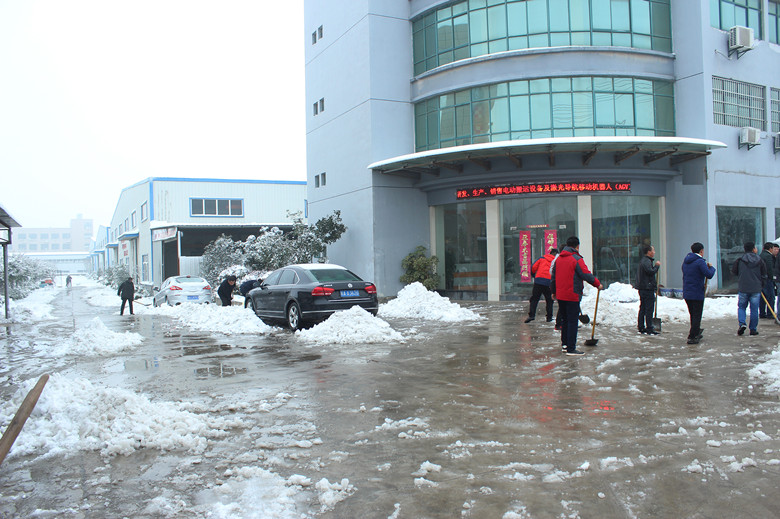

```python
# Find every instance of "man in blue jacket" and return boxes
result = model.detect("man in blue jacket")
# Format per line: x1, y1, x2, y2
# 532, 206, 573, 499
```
681, 242, 716, 344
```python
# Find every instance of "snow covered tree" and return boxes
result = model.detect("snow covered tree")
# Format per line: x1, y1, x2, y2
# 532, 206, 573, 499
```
200, 235, 245, 286
0, 254, 57, 299
400, 246, 439, 291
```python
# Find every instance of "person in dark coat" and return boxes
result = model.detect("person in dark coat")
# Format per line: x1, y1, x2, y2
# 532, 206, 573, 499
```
525, 248, 557, 323
635, 244, 661, 335
731, 242, 768, 336
218, 275, 237, 307
758, 242, 778, 318
551, 236, 602, 356
117, 277, 135, 316
681, 242, 716, 344
239, 278, 258, 308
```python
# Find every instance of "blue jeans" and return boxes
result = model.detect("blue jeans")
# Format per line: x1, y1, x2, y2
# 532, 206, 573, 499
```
737, 292, 760, 331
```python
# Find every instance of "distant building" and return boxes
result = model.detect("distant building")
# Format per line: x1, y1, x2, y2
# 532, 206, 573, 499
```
9, 216, 93, 253
22, 252, 91, 279
103, 177, 307, 288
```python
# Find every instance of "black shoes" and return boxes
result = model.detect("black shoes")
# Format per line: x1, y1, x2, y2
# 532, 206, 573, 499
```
644, 329, 659, 335
524, 317, 534, 323
738, 325, 746, 336
750, 329, 759, 336
566, 349, 585, 356
687, 337, 700, 344
546, 317, 554, 322
638, 328, 646, 334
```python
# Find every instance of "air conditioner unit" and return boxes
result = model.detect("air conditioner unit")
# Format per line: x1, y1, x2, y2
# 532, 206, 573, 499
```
738, 127, 761, 149
774, 134, 780, 154
728, 26, 754, 57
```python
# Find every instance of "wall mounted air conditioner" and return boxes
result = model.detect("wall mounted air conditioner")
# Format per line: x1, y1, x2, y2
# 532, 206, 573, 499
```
774, 134, 780, 154
728, 26, 754, 57
738, 127, 761, 149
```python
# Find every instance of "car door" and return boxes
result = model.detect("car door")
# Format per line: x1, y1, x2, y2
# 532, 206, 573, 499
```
270, 269, 298, 316
253, 270, 281, 317
155, 278, 169, 306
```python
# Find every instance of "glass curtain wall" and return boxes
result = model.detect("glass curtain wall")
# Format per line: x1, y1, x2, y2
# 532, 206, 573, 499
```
776, 208, 780, 239
438, 202, 488, 294
710, 0, 763, 38
715, 206, 764, 289
500, 197, 578, 295
412, 0, 672, 75
591, 196, 660, 287
415, 77, 675, 151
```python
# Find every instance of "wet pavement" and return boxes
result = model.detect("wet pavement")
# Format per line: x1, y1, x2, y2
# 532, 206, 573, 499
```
1, 286, 779, 518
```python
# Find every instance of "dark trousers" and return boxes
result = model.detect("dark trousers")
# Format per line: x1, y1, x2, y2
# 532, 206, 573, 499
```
120, 298, 134, 315
559, 300, 581, 352
760, 280, 776, 317
220, 296, 232, 307
637, 289, 655, 331
685, 299, 704, 340
528, 284, 553, 320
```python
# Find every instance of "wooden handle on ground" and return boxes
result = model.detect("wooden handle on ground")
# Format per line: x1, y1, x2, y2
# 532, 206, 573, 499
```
0, 374, 49, 467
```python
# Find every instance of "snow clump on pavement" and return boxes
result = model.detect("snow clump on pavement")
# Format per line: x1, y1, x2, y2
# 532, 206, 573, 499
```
2, 287, 58, 322
150, 303, 274, 335
296, 306, 404, 345
747, 347, 780, 394
379, 282, 482, 321
0, 373, 238, 459
48, 317, 144, 356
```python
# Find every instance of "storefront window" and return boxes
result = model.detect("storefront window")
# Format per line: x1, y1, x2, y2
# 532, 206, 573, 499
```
439, 202, 487, 294
775, 208, 780, 239
591, 196, 660, 287
500, 197, 578, 295
717, 206, 764, 289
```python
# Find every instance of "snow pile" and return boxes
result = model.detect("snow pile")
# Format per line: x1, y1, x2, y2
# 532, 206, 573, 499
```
2, 287, 59, 322
379, 282, 482, 321
0, 374, 237, 459
150, 303, 274, 335
84, 287, 123, 308
578, 283, 737, 328
49, 317, 144, 356
315, 478, 355, 511
747, 347, 780, 393
295, 306, 404, 345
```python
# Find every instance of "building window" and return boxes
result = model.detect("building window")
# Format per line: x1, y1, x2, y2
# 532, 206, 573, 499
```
124, 218, 129, 232
716, 206, 764, 289
771, 88, 780, 133
412, 0, 672, 75
313, 102, 319, 115
40, 243, 49, 251
770, 1, 780, 43
190, 198, 244, 217
712, 77, 765, 130
318, 25, 323, 39
415, 76, 675, 152
28, 244, 37, 251
17, 233, 25, 240
63, 233, 70, 239
51, 243, 60, 250
17, 244, 26, 250
141, 202, 148, 221
131, 211, 137, 228
119, 224, 123, 235
51, 233, 59, 239
315, 175, 320, 188
63, 243, 70, 250
312, 31, 317, 44
776, 208, 780, 238
711, 0, 763, 39
320, 172, 326, 186
40, 233, 48, 239
28, 233, 36, 239
319, 98, 325, 112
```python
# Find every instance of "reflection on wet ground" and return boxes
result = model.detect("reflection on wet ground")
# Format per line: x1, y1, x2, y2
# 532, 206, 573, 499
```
0, 286, 779, 517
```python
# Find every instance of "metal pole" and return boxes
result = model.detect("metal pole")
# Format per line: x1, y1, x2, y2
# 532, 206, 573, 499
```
3, 243, 8, 320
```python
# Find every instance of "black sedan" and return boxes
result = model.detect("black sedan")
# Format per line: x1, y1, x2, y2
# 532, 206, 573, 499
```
246, 264, 378, 329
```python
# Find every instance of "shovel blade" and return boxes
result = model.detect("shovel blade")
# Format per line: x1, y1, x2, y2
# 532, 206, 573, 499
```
578, 314, 590, 324
652, 317, 662, 332
584, 339, 599, 346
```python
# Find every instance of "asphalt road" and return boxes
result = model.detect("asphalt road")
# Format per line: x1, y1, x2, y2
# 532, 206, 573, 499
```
0, 286, 779, 518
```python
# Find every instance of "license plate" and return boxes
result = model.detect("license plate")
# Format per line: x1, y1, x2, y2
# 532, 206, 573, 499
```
187, 295, 199, 301
340, 290, 359, 298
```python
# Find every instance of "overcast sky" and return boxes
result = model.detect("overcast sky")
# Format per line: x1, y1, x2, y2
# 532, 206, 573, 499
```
0, 1, 306, 231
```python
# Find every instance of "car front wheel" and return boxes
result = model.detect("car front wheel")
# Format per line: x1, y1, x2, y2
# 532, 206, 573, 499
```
287, 302, 302, 330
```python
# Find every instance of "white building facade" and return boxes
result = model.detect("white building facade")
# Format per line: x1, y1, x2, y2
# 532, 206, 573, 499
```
305, 0, 780, 299
106, 177, 307, 288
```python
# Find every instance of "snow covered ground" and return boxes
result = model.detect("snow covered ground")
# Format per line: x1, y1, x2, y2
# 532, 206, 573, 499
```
0, 281, 779, 517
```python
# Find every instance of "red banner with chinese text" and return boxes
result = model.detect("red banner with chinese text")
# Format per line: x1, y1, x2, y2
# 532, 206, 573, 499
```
543, 230, 557, 255
519, 231, 532, 283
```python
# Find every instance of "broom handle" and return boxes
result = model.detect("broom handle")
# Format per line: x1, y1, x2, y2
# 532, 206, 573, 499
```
653, 271, 660, 319
760, 292, 779, 321
590, 289, 600, 340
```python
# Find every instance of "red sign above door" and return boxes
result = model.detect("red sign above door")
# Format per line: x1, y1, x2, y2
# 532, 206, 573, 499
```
456, 181, 631, 199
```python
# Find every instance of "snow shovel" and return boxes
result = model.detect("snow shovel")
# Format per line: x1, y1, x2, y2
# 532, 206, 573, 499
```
578, 312, 590, 324
760, 293, 780, 325
652, 273, 662, 332
584, 289, 601, 346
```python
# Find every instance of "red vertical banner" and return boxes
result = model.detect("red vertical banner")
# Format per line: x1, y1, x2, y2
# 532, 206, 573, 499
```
543, 230, 558, 255
519, 231, 532, 283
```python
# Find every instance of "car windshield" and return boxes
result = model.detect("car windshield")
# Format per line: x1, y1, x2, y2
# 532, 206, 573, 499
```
307, 268, 362, 283
174, 277, 207, 284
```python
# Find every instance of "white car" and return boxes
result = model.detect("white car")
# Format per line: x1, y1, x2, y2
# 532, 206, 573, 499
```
153, 276, 213, 306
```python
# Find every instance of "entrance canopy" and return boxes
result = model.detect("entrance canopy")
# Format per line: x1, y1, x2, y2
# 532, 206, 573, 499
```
368, 136, 727, 177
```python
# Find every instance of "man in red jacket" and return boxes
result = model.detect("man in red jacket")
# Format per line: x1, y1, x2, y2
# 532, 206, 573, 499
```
551, 236, 603, 356
525, 248, 558, 323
